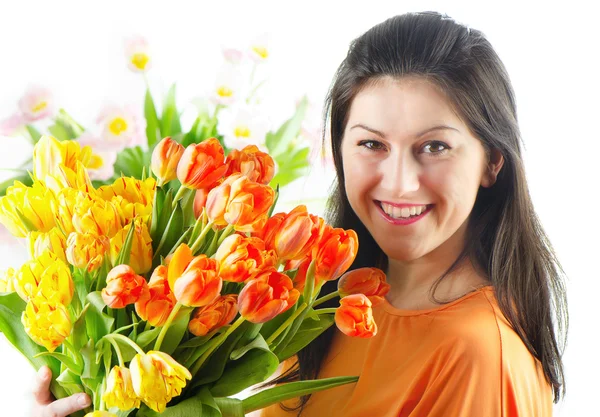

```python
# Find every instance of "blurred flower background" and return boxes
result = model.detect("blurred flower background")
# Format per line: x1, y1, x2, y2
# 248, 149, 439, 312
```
0, 1, 598, 416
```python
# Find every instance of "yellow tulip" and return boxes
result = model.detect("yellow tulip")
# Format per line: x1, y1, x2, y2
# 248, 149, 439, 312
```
84, 412, 117, 417
129, 351, 192, 413
102, 365, 141, 410
21, 297, 71, 352
98, 177, 156, 225
109, 219, 153, 275
72, 194, 122, 239
0, 267, 16, 293
27, 228, 67, 264
0, 181, 56, 238
32, 135, 93, 182
53, 187, 94, 236
15, 251, 74, 305
66, 232, 110, 272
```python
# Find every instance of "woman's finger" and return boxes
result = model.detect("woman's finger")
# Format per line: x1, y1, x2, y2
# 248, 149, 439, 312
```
44, 393, 91, 417
32, 366, 53, 405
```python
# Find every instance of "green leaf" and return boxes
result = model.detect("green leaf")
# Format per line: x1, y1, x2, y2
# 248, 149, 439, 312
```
152, 199, 185, 261
213, 397, 244, 417
0, 292, 61, 377
150, 185, 166, 242
48, 123, 71, 141
114, 221, 137, 266
259, 300, 296, 343
25, 125, 42, 144
229, 333, 270, 361
241, 375, 359, 413
34, 351, 83, 374
80, 339, 101, 380
0, 172, 32, 196
145, 87, 161, 147
160, 84, 182, 137
276, 314, 335, 362
85, 292, 114, 341
113, 146, 149, 179
160, 307, 192, 356
56, 368, 84, 396
135, 327, 162, 349
210, 348, 279, 397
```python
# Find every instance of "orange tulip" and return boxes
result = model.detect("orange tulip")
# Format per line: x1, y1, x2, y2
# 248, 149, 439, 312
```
238, 268, 300, 323
338, 267, 391, 307
151, 137, 184, 185
135, 265, 177, 327
335, 294, 377, 338
274, 206, 325, 261
188, 294, 238, 336
225, 145, 275, 185
167, 244, 222, 307
251, 212, 285, 251
176, 138, 228, 190
313, 227, 358, 281
102, 264, 148, 309
193, 187, 210, 218
286, 257, 323, 293
214, 234, 275, 283
205, 174, 275, 233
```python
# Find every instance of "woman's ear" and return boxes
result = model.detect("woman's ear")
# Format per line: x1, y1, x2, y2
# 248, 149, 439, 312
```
481, 149, 504, 188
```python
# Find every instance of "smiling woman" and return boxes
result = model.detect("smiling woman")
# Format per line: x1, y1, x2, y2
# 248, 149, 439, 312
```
256, 10, 567, 417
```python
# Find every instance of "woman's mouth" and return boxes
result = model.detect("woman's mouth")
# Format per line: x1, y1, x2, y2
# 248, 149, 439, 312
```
374, 201, 433, 225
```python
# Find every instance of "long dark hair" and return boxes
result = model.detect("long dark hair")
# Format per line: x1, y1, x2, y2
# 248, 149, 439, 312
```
258, 11, 568, 414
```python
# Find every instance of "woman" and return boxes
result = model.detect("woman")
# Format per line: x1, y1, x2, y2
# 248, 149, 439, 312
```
256, 11, 568, 417
30, 10, 567, 417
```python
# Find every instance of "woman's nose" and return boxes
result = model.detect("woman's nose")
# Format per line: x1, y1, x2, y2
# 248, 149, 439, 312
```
379, 152, 420, 196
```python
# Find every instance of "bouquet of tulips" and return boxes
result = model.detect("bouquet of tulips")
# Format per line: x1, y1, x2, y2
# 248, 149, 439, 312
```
0, 131, 390, 416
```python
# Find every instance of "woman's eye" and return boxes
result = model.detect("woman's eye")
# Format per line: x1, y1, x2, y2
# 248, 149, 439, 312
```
422, 141, 450, 154
358, 140, 385, 151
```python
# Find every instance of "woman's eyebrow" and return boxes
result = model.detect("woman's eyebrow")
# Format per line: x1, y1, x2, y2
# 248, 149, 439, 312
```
350, 123, 459, 138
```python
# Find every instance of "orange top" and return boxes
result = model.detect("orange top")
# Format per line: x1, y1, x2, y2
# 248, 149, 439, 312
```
258, 286, 553, 417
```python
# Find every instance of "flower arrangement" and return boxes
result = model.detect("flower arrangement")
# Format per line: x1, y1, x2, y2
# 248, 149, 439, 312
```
0, 130, 390, 416
0, 34, 321, 199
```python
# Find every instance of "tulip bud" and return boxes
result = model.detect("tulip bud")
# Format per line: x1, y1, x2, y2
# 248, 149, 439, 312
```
66, 232, 109, 272
0, 267, 15, 293
129, 351, 191, 413
21, 297, 72, 352
176, 138, 228, 190
205, 173, 275, 233
135, 265, 177, 327
151, 137, 184, 185
16, 251, 74, 306
335, 294, 377, 338
338, 267, 391, 306
27, 228, 67, 264
188, 294, 238, 336
102, 264, 148, 309
225, 144, 275, 184
274, 206, 325, 261
102, 366, 141, 410
167, 244, 222, 307
238, 269, 300, 323
214, 234, 272, 283
313, 227, 358, 281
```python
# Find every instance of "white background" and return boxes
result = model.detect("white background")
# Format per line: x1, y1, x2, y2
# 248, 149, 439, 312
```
0, 0, 598, 416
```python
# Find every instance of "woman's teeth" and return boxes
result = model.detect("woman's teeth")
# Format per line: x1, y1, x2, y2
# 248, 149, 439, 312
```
380, 203, 428, 219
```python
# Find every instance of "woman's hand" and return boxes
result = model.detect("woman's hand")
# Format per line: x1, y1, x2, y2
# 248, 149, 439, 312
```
30, 366, 91, 417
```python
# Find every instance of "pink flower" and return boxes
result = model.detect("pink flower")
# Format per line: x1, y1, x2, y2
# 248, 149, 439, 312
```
77, 132, 119, 181
0, 113, 26, 136
125, 35, 151, 73
247, 33, 270, 63
222, 47, 244, 65
18, 86, 54, 122
97, 104, 146, 151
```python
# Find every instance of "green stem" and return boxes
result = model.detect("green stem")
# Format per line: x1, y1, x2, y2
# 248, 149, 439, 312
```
307, 308, 337, 318
190, 315, 245, 376
313, 290, 340, 308
106, 337, 125, 367
104, 334, 145, 355
154, 301, 183, 351
189, 221, 214, 253
266, 302, 307, 345
216, 224, 235, 246
171, 186, 189, 210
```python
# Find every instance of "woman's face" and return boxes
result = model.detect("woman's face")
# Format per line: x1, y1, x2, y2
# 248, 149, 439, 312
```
341, 76, 498, 263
